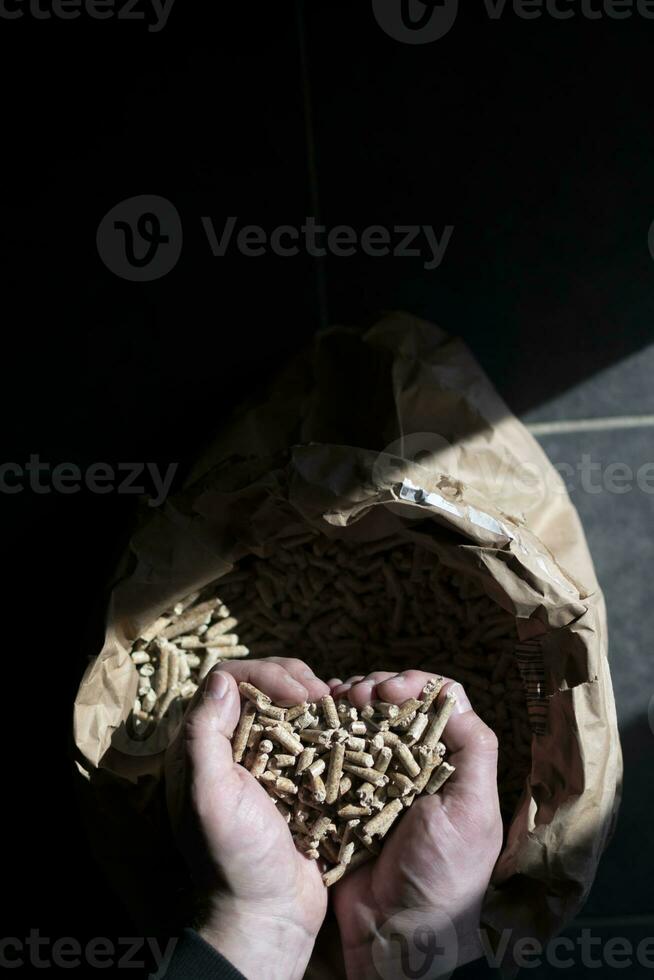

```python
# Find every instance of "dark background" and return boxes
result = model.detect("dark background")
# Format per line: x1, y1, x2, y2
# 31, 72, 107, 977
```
2, 1, 653, 976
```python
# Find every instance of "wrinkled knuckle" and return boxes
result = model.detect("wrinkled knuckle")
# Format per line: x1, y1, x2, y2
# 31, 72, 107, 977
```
182, 716, 199, 747
476, 722, 499, 754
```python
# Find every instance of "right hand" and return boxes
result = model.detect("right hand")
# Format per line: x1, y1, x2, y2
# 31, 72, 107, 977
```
330, 670, 503, 979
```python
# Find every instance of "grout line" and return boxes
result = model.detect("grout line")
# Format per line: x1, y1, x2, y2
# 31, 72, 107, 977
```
527, 415, 654, 436
295, 0, 329, 331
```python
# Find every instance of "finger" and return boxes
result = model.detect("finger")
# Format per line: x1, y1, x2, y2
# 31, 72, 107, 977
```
375, 669, 441, 703
438, 681, 500, 813
181, 669, 299, 890
262, 657, 331, 701
183, 669, 243, 800
330, 675, 365, 699
209, 659, 309, 706
346, 671, 399, 707
327, 678, 343, 690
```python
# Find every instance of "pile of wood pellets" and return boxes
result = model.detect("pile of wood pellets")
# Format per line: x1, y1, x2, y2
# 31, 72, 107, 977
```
233, 679, 457, 886
128, 532, 539, 819
128, 593, 241, 729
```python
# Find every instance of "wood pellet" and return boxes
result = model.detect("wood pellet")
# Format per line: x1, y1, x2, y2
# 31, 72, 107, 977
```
234, 680, 457, 886
125, 534, 537, 818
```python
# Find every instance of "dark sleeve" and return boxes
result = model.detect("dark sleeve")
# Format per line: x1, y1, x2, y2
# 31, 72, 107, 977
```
154, 928, 247, 980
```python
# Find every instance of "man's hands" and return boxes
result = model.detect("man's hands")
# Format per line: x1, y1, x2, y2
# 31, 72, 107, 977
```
167, 658, 331, 980
168, 660, 503, 980
329, 670, 503, 980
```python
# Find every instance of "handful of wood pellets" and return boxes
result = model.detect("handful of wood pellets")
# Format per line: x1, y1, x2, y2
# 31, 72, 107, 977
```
127, 534, 533, 822
233, 678, 457, 887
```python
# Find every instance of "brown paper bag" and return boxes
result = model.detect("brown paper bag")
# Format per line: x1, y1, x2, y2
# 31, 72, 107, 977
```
73, 312, 622, 974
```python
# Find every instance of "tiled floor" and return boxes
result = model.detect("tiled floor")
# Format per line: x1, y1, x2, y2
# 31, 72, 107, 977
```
292, 6, 654, 975
531, 422, 654, 728
524, 416, 654, 960
523, 346, 654, 424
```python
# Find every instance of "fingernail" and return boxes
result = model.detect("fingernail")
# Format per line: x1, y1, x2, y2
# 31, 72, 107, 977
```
449, 682, 472, 714
207, 671, 229, 701
302, 669, 316, 680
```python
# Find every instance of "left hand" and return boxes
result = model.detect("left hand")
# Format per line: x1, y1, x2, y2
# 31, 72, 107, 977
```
167, 658, 332, 980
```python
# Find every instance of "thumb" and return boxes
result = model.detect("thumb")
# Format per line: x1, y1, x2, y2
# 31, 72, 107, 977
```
169, 669, 259, 893
179, 668, 296, 897
439, 682, 500, 814
183, 668, 242, 797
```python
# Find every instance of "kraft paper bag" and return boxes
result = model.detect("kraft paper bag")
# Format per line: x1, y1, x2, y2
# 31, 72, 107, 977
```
74, 312, 622, 975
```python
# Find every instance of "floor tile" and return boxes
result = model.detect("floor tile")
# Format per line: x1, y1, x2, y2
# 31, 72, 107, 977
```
535, 427, 654, 918
536, 428, 654, 722
523, 345, 654, 424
